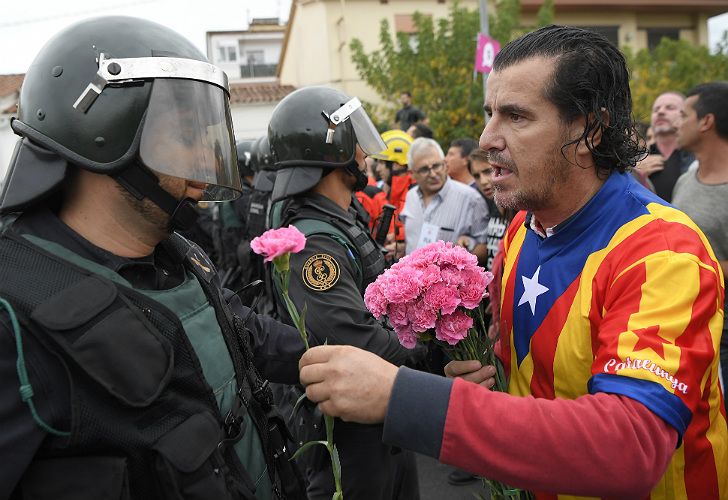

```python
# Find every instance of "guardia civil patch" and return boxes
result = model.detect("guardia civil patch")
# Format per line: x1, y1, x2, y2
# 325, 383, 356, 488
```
302, 253, 340, 291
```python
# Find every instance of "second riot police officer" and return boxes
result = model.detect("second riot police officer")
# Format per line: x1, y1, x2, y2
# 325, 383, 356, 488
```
267, 86, 423, 499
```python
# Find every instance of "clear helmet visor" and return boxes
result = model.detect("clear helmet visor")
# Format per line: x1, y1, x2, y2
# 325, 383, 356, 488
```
329, 97, 386, 157
139, 79, 241, 201
350, 106, 386, 156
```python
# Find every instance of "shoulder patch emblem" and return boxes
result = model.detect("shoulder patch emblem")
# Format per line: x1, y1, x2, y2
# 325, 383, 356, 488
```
302, 253, 340, 291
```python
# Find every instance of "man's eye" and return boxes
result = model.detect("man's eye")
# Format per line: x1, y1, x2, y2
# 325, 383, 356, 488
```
510, 113, 522, 122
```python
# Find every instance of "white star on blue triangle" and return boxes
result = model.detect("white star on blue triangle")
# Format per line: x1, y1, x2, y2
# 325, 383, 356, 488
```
518, 265, 549, 315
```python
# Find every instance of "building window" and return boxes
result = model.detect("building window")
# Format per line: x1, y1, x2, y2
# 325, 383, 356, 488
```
246, 50, 265, 65
394, 14, 431, 34
578, 26, 619, 47
240, 50, 276, 78
217, 45, 238, 63
647, 28, 679, 51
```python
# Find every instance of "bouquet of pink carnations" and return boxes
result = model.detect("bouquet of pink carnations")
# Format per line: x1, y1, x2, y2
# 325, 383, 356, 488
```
364, 240, 501, 372
364, 240, 527, 500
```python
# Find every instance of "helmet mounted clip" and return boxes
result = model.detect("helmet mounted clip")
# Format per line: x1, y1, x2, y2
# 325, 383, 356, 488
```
323, 97, 362, 144
74, 53, 230, 113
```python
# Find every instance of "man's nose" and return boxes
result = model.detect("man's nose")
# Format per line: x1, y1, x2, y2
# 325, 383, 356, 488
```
479, 120, 505, 152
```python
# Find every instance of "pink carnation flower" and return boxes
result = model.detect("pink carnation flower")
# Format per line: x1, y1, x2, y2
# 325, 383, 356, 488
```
394, 323, 418, 349
250, 226, 306, 262
419, 264, 443, 287
380, 268, 423, 304
440, 266, 465, 288
409, 240, 447, 265
439, 242, 478, 269
459, 269, 494, 309
364, 281, 388, 319
423, 282, 461, 315
435, 310, 473, 345
408, 299, 438, 333
387, 302, 410, 328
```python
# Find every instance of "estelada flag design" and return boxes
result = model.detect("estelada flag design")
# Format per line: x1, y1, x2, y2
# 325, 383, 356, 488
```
500, 172, 727, 499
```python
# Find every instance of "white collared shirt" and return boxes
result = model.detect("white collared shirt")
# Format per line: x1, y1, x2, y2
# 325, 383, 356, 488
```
400, 177, 490, 255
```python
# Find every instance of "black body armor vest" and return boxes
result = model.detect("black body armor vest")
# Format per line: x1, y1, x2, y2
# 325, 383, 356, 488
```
0, 231, 304, 500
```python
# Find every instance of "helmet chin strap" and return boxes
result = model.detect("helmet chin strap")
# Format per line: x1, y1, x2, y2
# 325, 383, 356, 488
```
113, 161, 199, 231
344, 159, 369, 192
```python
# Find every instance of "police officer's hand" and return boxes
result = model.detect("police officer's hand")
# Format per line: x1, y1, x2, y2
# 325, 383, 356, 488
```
384, 234, 406, 260
444, 360, 497, 389
299, 345, 397, 423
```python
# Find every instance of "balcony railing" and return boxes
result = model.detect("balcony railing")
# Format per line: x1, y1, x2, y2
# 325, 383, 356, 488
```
239, 63, 277, 78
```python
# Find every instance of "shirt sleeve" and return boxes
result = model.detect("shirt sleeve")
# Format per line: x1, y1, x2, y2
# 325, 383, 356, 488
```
384, 367, 676, 498
465, 193, 490, 243
588, 250, 724, 439
225, 290, 305, 385
399, 190, 414, 222
286, 234, 417, 365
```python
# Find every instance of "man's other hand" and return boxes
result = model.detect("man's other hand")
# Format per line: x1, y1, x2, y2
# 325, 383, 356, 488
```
299, 345, 398, 423
444, 360, 496, 389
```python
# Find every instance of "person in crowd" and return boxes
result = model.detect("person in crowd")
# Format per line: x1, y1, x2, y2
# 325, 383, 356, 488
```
0, 16, 308, 500
445, 138, 479, 189
200, 139, 258, 298
395, 91, 426, 132
634, 91, 695, 201
368, 129, 415, 257
298, 25, 727, 499
399, 138, 488, 256
457, 148, 515, 272
267, 86, 422, 500
673, 81, 728, 396
407, 122, 434, 140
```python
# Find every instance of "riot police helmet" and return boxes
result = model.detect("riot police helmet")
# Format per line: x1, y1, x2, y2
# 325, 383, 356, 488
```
267, 86, 384, 202
1, 16, 241, 229
236, 139, 255, 179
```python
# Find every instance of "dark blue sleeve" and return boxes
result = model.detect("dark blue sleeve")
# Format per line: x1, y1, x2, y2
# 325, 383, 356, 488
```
225, 289, 305, 385
382, 366, 453, 458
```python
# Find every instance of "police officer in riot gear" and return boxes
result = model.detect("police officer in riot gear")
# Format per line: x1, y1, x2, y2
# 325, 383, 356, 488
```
214, 139, 256, 295
0, 16, 305, 500
268, 86, 422, 500
247, 136, 276, 240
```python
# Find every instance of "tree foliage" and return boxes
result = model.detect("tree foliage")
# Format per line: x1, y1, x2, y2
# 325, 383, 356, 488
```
350, 1, 728, 145
350, 0, 551, 148
627, 36, 728, 123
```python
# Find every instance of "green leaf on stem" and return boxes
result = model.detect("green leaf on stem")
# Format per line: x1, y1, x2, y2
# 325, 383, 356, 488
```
331, 444, 342, 485
292, 392, 309, 416
290, 440, 329, 460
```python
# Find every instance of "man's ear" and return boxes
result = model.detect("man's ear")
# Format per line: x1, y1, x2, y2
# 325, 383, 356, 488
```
699, 112, 715, 134
576, 108, 610, 156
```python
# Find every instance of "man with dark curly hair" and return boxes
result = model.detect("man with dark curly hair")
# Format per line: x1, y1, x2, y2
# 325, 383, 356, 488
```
298, 25, 727, 499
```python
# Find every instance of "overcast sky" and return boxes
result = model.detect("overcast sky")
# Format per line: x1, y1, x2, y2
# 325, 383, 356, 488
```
0, 1, 727, 75
0, 0, 292, 74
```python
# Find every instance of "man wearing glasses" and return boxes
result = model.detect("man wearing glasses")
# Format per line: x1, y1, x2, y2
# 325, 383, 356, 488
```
399, 138, 489, 255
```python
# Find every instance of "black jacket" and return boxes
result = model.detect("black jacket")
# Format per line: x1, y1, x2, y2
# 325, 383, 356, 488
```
0, 208, 305, 499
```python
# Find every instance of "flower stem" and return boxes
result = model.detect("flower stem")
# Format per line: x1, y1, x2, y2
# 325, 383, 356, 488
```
275, 261, 341, 498
447, 306, 527, 499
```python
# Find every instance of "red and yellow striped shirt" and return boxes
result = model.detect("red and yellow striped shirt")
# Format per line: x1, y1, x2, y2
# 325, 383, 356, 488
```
500, 173, 727, 499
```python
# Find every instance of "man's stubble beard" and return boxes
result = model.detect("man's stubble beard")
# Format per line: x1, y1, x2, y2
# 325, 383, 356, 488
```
492, 148, 571, 213
116, 184, 175, 237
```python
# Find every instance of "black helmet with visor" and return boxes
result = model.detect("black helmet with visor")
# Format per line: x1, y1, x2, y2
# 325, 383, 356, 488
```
1, 16, 241, 229
268, 86, 384, 202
